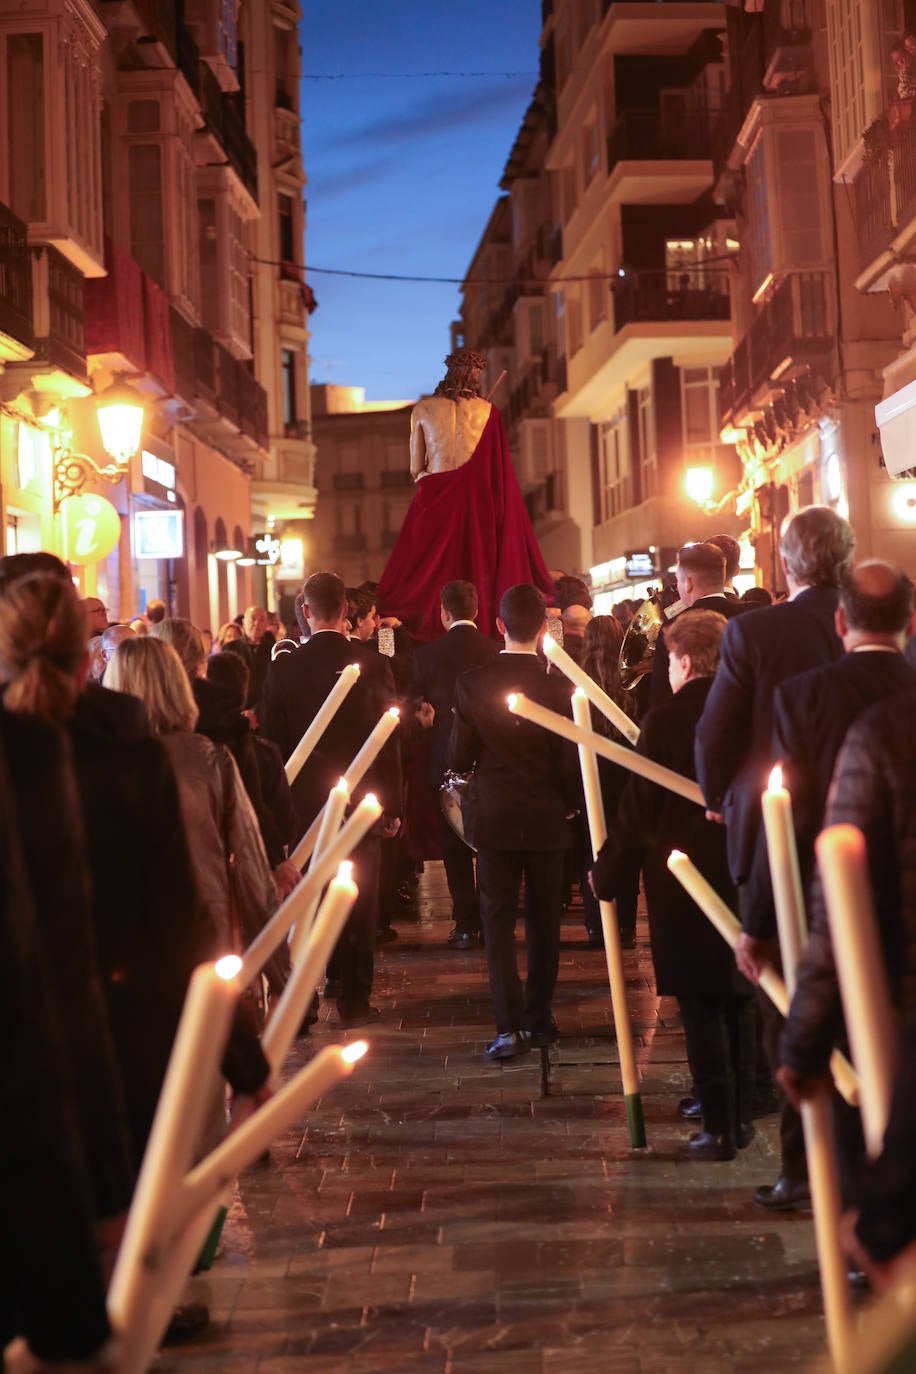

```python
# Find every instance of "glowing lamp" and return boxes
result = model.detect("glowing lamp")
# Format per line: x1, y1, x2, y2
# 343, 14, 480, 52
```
95, 378, 145, 465
685, 467, 714, 505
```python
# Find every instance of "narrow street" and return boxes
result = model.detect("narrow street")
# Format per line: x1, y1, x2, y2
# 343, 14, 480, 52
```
160, 864, 834, 1373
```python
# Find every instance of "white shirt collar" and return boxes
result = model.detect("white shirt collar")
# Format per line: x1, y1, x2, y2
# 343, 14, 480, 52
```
448, 619, 477, 630
500, 649, 539, 656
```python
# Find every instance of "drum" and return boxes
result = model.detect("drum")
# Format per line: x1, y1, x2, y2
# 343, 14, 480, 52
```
439, 770, 476, 851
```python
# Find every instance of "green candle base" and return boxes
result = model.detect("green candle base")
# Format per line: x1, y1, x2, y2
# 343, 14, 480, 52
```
194, 1204, 228, 1273
625, 1092, 647, 1148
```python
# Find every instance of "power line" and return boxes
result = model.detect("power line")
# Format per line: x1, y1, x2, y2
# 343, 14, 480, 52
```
251, 253, 738, 288
299, 70, 537, 80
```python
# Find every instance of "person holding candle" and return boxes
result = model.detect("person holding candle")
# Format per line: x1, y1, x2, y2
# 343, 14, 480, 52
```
695, 506, 854, 1209
260, 571, 402, 1025
591, 610, 756, 1158
647, 541, 744, 710
447, 583, 580, 1060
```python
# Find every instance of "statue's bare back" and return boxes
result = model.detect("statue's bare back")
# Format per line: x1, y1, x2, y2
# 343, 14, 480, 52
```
409, 396, 491, 480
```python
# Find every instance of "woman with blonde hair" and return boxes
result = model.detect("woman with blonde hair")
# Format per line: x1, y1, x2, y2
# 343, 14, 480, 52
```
214, 620, 243, 652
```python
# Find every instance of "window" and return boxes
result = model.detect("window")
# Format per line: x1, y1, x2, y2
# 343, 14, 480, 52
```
597, 409, 631, 522
681, 366, 718, 459
278, 192, 295, 263
129, 144, 165, 284
6, 34, 46, 222
779, 129, 822, 263
826, 0, 902, 173
282, 348, 297, 426
198, 169, 252, 356
745, 137, 773, 297
637, 385, 656, 501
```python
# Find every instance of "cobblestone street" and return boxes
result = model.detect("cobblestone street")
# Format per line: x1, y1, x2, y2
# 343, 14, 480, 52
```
158, 864, 837, 1373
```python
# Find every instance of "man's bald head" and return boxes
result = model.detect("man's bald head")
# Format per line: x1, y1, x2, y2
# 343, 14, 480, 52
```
562, 604, 592, 634
838, 561, 914, 645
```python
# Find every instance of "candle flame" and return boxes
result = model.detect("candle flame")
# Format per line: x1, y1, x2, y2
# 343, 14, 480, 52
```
335, 778, 349, 794
361, 792, 380, 811
347, 663, 361, 676
506, 693, 519, 711
572, 687, 587, 700
341, 1039, 369, 1063
387, 706, 400, 719
668, 849, 685, 861
543, 634, 559, 656
215, 954, 243, 981
336, 860, 354, 885
768, 764, 783, 793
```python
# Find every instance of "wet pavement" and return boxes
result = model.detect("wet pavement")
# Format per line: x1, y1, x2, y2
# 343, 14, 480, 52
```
157, 864, 839, 1372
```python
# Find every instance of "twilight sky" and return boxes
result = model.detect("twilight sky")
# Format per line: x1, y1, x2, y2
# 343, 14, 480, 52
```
300, 3, 542, 403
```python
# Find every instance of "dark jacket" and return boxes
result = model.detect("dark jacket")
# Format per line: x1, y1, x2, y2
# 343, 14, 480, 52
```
410, 622, 499, 785
260, 631, 402, 829
780, 688, 916, 1078
592, 677, 749, 999
447, 652, 579, 852
695, 586, 843, 890
647, 593, 744, 710
855, 1003, 916, 1261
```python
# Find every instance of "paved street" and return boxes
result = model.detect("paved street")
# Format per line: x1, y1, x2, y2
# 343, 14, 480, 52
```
159, 864, 839, 1373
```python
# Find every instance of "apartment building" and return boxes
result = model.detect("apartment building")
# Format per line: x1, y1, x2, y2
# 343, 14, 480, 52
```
0, 0, 313, 628
308, 384, 413, 589
713, 0, 905, 585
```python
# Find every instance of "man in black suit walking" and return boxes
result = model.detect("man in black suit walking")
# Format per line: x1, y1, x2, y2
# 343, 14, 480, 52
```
647, 541, 744, 709
411, 580, 498, 949
695, 505, 855, 1211
448, 584, 579, 1061
260, 572, 402, 1026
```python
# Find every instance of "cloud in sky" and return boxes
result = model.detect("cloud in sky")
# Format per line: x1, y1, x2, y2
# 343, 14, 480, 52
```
323, 76, 536, 153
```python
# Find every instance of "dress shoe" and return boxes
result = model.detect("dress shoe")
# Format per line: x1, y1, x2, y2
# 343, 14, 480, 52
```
847, 1267, 870, 1291
323, 976, 342, 1000
161, 1302, 209, 1345
484, 1031, 531, 1061
678, 1095, 701, 1120
619, 928, 637, 950
736, 1122, 756, 1149
753, 1176, 811, 1212
585, 928, 604, 949
338, 1005, 381, 1029
528, 1018, 559, 1047
451, 932, 478, 951
685, 1131, 737, 1161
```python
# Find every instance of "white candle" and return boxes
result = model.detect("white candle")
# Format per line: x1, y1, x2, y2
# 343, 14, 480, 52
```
508, 692, 703, 806
571, 691, 644, 1144
762, 769, 853, 1367
290, 706, 400, 869
544, 634, 640, 746
262, 863, 359, 1073
171, 1043, 369, 1238
285, 662, 360, 783
816, 824, 897, 1157
107, 956, 242, 1331
667, 849, 859, 1108
241, 794, 381, 984
290, 778, 349, 966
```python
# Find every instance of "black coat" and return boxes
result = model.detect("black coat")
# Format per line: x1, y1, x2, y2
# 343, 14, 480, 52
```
260, 631, 402, 829
410, 623, 499, 785
780, 687, 916, 1078
592, 677, 748, 999
647, 593, 744, 710
695, 587, 843, 889
447, 652, 579, 852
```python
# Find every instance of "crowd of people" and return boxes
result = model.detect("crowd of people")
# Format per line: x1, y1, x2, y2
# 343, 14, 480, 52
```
1, 504, 914, 1368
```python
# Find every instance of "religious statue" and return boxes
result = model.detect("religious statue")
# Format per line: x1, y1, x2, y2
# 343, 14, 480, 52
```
375, 349, 554, 642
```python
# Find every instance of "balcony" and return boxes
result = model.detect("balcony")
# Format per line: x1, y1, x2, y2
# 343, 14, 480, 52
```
170, 307, 195, 404
236, 362, 269, 449
719, 270, 832, 425
215, 343, 240, 426
606, 109, 713, 167
193, 327, 216, 404
854, 155, 893, 277
199, 66, 258, 202
711, 14, 766, 175
0, 204, 34, 357
84, 238, 146, 373
612, 272, 730, 330
30, 246, 86, 384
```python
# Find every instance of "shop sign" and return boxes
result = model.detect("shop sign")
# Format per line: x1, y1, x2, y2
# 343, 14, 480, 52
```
624, 549, 656, 579
254, 533, 281, 566
277, 537, 304, 581
60, 494, 121, 565
135, 509, 184, 559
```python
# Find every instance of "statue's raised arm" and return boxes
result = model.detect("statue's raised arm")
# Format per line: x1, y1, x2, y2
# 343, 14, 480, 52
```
409, 350, 491, 481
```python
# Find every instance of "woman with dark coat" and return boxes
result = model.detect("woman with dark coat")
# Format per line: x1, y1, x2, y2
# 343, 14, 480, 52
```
591, 609, 756, 1159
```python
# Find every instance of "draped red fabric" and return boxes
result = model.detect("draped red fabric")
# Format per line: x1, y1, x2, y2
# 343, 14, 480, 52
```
375, 407, 554, 642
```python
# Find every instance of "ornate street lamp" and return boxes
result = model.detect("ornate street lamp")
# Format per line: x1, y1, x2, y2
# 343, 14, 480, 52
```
53, 375, 145, 507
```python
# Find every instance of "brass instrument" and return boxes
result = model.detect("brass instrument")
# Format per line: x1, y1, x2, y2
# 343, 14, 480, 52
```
618, 596, 665, 690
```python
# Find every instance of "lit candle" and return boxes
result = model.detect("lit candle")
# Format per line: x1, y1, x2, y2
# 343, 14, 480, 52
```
543, 634, 640, 745
816, 824, 897, 1156
508, 692, 703, 806
285, 662, 360, 783
571, 690, 645, 1146
761, 769, 853, 1366
241, 794, 381, 984
290, 706, 400, 869
107, 955, 243, 1332
262, 863, 359, 1073
290, 778, 349, 966
666, 849, 859, 1108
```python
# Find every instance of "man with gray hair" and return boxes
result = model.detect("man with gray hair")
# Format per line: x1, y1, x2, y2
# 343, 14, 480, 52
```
95, 623, 135, 682
695, 504, 855, 1212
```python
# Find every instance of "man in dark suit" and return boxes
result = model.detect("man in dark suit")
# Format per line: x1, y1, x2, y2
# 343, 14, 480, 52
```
695, 505, 855, 1211
648, 541, 744, 709
411, 580, 498, 949
448, 584, 579, 1061
260, 571, 402, 1026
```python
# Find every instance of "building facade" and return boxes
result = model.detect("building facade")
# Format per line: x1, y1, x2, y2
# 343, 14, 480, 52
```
0, 0, 313, 630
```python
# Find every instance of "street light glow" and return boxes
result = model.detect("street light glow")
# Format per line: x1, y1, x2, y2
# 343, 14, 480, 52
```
685, 467, 714, 506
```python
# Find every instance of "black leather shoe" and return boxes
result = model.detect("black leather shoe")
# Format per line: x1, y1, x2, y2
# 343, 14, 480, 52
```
678, 1095, 701, 1120
161, 1302, 209, 1345
451, 932, 477, 951
338, 1005, 381, 1029
528, 1018, 559, 1047
323, 976, 342, 999
847, 1267, 870, 1290
753, 1177, 811, 1211
736, 1122, 756, 1149
685, 1131, 737, 1161
585, 928, 604, 949
484, 1031, 531, 1061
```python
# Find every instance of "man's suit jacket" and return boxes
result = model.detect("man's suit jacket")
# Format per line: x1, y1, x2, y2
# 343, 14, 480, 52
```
259, 631, 402, 828
447, 653, 579, 852
410, 623, 498, 785
695, 586, 843, 889
647, 593, 744, 709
